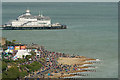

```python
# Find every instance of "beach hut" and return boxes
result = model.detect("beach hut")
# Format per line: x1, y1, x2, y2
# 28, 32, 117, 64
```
15, 46, 20, 50
20, 46, 26, 50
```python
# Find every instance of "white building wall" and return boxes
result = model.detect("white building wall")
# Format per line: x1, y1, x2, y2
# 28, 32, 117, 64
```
24, 20, 51, 27
38, 20, 51, 25
12, 21, 26, 27
11, 18, 51, 27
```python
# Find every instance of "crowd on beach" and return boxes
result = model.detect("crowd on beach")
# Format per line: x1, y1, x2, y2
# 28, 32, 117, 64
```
25, 46, 69, 78
24, 45, 99, 78
2, 42, 100, 79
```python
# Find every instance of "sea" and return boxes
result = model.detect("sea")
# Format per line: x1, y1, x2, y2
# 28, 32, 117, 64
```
2, 2, 118, 78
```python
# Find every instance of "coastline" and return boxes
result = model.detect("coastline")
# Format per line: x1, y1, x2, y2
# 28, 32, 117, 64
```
1, 38, 101, 79
46, 57, 100, 78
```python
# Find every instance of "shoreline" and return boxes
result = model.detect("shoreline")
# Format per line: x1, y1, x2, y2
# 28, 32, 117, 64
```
47, 57, 100, 78
1, 38, 101, 79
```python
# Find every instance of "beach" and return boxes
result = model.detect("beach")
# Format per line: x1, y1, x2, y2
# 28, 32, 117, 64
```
57, 57, 95, 65
46, 57, 100, 78
20, 45, 100, 78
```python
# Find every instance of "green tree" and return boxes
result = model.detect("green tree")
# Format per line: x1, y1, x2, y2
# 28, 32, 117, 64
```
12, 40, 16, 43
25, 55, 32, 61
2, 66, 20, 79
2, 61, 7, 71
30, 51, 36, 56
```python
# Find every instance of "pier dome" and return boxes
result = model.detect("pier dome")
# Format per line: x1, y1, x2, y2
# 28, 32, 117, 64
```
25, 9, 31, 15
26, 9, 30, 13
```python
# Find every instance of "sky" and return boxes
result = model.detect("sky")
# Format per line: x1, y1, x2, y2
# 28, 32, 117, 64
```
1, 0, 120, 2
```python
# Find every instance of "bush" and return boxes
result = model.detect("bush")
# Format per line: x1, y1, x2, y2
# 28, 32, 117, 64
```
2, 61, 7, 71
2, 59, 43, 78
19, 71, 28, 77
2, 66, 20, 78
30, 51, 36, 56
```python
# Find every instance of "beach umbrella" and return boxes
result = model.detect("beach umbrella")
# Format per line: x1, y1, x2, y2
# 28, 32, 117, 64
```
47, 57, 49, 60
48, 73, 50, 76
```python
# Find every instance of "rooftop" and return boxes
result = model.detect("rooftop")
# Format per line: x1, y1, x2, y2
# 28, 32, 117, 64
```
18, 9, 51, 20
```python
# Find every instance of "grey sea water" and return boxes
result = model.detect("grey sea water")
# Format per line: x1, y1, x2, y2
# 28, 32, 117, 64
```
2, 2, 118, 78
